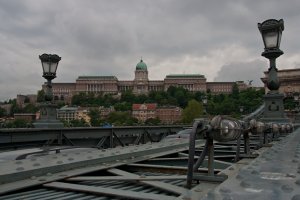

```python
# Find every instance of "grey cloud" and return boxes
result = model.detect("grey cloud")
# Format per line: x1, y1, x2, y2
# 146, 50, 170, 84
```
0, 0, 299, 100
214, 60, 266, 86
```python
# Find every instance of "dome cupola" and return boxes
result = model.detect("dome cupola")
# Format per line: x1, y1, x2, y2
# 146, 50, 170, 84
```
136, 59, 147, 70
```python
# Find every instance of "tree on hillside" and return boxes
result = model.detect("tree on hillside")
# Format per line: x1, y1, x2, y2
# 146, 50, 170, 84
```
88, 109, 101, 126
106, 111, 138, 126
0, 107, 6, 117
181, 99, 203, 124
37, 90, 45, 102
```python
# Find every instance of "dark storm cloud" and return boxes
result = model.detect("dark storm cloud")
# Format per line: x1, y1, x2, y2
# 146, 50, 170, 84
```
0, 0, 299, 100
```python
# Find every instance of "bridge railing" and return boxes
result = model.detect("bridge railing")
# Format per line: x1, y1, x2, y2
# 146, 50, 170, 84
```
0, 125, 185, 150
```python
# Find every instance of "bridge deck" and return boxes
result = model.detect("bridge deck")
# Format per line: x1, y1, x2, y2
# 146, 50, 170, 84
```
0, 130, 299, 199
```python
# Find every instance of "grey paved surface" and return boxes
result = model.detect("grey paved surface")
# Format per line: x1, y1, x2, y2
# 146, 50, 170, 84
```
202, 129, 300, 200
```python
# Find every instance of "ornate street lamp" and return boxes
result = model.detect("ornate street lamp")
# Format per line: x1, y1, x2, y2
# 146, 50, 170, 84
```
40, 54, 61, 101
239, 106, 244, 113
258, 19, 289, 123
293, 92, 300, 123
202, 95, 208, 115
33, 54, 64, 128
258, 19, 284, 92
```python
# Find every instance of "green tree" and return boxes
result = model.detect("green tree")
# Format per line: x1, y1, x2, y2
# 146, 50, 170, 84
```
114, 102, 132, 111
121, 90, 135, 103
4, 119, 29, 128
10, 99, 21, 116
106, 111, 138, 126
0, 107, 7, 117
182, 99, 203, 124
145, 117, 161, 125
88, 109, 101, 126
231, 83, 240, 99
70, 119, 90, 127
37, 90, 45, 102
23, 104, 38, 113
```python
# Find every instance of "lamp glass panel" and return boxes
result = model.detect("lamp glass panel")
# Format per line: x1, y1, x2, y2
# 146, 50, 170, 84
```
50, 63, 58, 73
278, 31, 282, 48
263, 31, 278, 48
42, 62, 50, 73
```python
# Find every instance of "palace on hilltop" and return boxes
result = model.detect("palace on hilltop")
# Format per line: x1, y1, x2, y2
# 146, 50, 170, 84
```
43, 59, 248, 103
261, 68, 300, 96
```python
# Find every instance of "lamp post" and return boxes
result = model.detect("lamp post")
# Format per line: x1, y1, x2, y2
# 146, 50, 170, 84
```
202, 95, 208, 115
33, 54, 64, 128
293, 92, 300, 123
239, 106, 244, 113
258, 19, 289, 123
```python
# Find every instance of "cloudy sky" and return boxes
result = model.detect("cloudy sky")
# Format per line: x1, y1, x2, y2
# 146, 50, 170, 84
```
0, 0, 299, 101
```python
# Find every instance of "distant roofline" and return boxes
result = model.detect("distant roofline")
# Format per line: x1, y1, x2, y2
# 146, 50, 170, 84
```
77, 76, 118, 80
207, 81, 235, 84
165, 74, 205, 78
264, 68, 300, 73
51, 82, 75, 85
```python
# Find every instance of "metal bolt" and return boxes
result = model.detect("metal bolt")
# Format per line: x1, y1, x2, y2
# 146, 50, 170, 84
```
240, 181, 250, 188
281, 184, 293, 193
292, 194, 300, 200
16, 167, 24, 171
33, 163, 41, 167
219, 187, 231, 193
47, 173, 52, 176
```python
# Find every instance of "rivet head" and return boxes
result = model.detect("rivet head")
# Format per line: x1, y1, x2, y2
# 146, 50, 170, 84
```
33, 163, 41, 167
219, 187, 231, 193
16, 167, 24, 171
281, 184, 293, 193
182, 197, 191, 200
292, 194, 300, 200
59, 174, 68, 177
223, 196, 233, 200
236, 174, 243, 180
251, 170, 259, 175
194, 188, 202, 192
240, 181, 250, 188
286, 173, 296, 178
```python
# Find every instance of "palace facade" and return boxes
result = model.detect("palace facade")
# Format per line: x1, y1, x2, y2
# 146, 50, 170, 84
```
45, 59, 248, 103
261, 68, 300, 96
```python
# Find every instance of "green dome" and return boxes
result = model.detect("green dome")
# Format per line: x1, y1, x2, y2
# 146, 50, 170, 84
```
136, 59, 147, 70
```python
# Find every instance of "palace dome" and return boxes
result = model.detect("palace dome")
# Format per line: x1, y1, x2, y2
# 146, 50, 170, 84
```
136, 59, 147, 70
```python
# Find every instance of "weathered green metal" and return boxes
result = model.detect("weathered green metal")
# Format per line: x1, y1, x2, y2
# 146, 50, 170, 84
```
34, 54, 63, 128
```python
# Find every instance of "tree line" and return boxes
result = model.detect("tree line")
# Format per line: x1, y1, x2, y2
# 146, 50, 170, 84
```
0, 85, 265, 127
